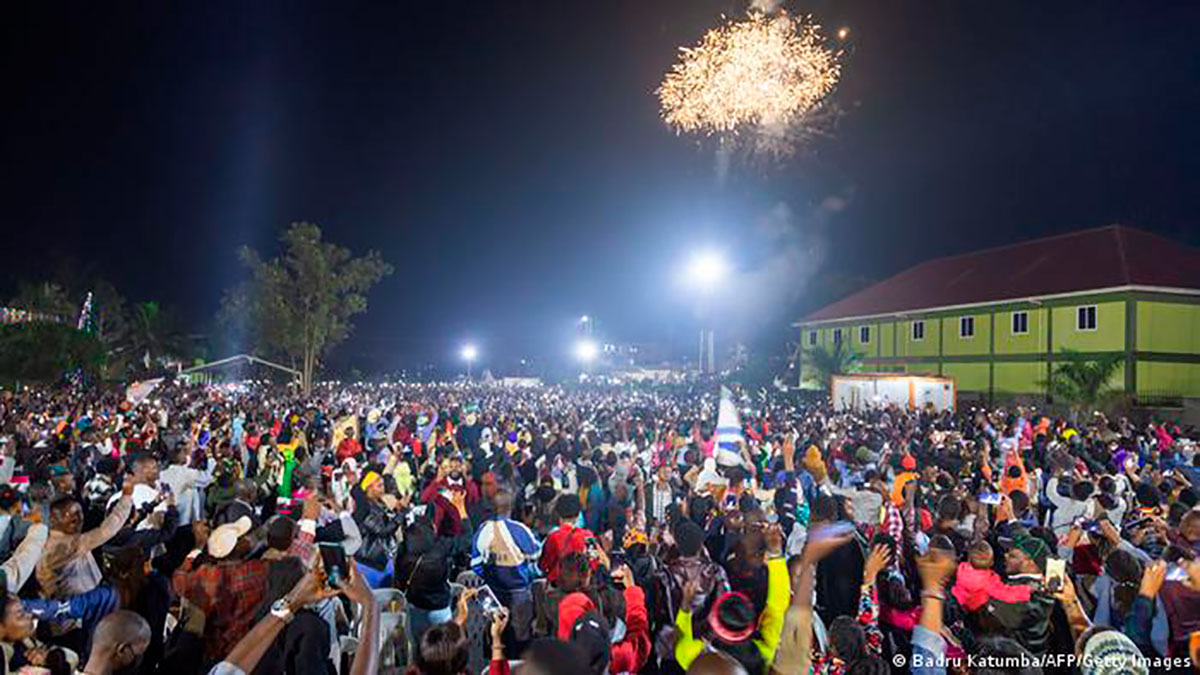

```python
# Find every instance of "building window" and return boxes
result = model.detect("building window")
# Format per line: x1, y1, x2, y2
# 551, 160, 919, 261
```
912, 320, 925, 341
1077, 305, 1097, 331
833, 328, 843, 345
859, 326, 870, 343
1012, 311, 1029, 335
807, 330, 817, 346
960, 316, 975, 338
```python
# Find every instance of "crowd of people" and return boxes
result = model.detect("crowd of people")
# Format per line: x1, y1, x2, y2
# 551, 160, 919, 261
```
0, 379, 1197, 675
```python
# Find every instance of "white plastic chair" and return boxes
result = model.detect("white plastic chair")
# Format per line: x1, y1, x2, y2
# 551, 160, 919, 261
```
355, 588, 409, 670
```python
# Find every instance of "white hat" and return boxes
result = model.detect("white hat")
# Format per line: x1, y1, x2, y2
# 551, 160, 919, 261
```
695, 457, 727, 495
207, 516, 253, 559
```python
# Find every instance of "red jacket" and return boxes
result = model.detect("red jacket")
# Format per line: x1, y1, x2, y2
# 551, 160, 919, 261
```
538, 524, 594, 584
556, 586, 652, 674
336, 437, 362, 463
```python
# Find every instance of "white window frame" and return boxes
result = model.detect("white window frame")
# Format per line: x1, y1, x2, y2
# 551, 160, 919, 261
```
833, 328, 843, 345
1076, 305, 1098, 332
808, 330, 817, 346
911, 320, 925, 341
959, 316, 975, 339
859, 325, 871, 344
1011, 311, 1029, 335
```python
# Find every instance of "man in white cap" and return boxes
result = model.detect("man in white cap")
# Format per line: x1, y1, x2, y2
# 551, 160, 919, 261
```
172, 498, 320, 662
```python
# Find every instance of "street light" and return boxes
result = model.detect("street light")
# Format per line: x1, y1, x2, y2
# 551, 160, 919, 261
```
683, 250, 728, 295
575, 339, 598, 363
575, 339, 598, 377
461, 344, 478, 379
683, 249, 728, 376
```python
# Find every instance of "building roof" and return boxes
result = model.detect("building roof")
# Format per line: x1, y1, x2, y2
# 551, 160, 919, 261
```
801, 225, 1200, 324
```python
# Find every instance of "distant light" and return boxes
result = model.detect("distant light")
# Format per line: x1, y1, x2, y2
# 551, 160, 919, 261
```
684, 250, 728, 293
837, 27, 850, 40
576, 340, 598, 362
461, 344, 478, 362
580, 315, 590, 323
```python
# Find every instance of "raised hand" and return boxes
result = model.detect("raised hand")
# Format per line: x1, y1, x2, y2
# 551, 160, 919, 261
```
863, 544, 892, 585
490, 607, 510, 643
800, 525, 854, 565
336, 560, 375, 607
1139, 560, 1167, 599
917, 549, 956, 590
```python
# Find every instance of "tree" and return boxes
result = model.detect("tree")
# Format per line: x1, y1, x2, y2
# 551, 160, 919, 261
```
802, 341, 861, 390
8, 281, 76, 319
0, 322, 105, 384
218, 222, 393, 392
1043, 350, 1124, 412
127, 301, 188, 373
88, 279, 131, 378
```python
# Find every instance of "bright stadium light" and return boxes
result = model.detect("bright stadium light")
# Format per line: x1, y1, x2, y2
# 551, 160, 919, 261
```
682, 249, 728, 377
576, 339, 598, 362
461, 344, 478, 379
684, 250, 728, 294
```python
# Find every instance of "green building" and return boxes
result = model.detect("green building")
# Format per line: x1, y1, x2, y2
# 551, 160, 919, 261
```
794, 226, 1200, 416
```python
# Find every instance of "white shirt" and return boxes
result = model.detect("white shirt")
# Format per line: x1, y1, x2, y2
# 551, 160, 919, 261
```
160, 459, 217, 525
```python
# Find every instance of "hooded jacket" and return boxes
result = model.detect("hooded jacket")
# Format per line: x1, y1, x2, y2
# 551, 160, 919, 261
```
556, 585, 651, 674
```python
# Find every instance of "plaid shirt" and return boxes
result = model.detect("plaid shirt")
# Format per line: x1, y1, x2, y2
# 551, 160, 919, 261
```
881, 502, 906, 572
172, 521, 315, 660
810, 579, 882, 675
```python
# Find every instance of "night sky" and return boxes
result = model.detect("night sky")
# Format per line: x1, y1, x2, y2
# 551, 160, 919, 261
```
3, 1, 1198, 373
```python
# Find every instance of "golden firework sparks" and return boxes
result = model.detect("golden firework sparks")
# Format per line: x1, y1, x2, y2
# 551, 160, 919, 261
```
657, 12, 840, 141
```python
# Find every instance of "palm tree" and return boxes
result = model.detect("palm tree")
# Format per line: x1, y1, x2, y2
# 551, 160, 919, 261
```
1043, 349, 1124, 411
127, 301, 187, 373
803, 341, 861, 390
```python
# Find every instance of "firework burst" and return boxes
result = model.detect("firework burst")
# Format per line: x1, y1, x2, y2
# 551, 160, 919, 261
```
658, 12, 840, 156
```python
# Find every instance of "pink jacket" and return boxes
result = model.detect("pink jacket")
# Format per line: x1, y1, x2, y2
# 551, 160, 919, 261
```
951, 562, 1033, 611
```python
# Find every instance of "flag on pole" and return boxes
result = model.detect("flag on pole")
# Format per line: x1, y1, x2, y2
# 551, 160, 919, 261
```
277, 438, 301, 499
715, 386, 745, 467
125, 379, 163, 406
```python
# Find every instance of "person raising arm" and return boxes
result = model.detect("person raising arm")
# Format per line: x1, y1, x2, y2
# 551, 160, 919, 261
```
910, 548, 956, 675
208, 561, 378, 675
768, 524, 855, 675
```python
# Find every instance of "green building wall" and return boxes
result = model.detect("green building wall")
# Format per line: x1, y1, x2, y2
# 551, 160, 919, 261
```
994, 307, 1048, 355
1050, 301, 1125, 352
880, 323, 895, 357
797, 292, 1200, 401
941, 312, 990, 356
942, 362, 988, 391
1139, 302, 1200, 354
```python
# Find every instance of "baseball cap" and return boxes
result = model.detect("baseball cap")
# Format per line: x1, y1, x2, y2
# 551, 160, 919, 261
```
569, 611, 611, 675
207, 516, 253, 559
